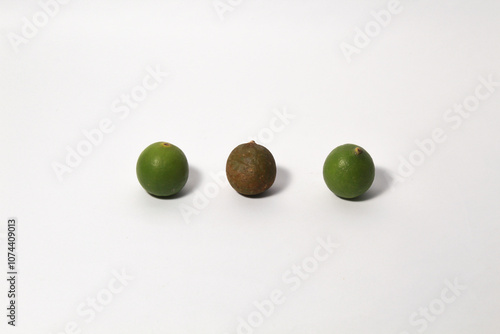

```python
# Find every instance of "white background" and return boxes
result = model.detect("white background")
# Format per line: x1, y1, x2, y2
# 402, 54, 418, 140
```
1, 1, 500, 333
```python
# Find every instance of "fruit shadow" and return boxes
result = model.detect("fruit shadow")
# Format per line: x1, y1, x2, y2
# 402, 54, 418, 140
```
147, 165, 202, 200
342, 166, 390, 202
242, 166, 292, 199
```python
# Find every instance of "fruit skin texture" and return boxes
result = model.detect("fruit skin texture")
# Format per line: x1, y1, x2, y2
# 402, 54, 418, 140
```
226, 141, 276, 196
323, 144, 375, 199
136, 142, 189, 197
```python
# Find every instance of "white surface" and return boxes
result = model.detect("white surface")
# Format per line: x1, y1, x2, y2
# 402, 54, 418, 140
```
1, 1, 500, 333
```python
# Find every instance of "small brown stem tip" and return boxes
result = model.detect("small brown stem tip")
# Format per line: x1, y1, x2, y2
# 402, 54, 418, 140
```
355, 147, 363, 155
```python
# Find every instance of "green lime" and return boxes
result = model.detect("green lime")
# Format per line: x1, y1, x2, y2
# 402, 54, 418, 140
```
136, 142, 189, 197
323, 144, 375, 199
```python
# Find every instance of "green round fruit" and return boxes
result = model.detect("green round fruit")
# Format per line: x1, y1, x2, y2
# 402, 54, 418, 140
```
323, 144, 375, 199
226, 141, 276, 196
136, 142, 189, 197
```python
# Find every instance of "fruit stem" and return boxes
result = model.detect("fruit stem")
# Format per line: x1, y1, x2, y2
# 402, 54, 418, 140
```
355, 147, 363, 155
249, 140, 256, 144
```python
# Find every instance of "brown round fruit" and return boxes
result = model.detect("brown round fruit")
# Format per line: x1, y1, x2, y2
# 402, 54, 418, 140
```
226, 141, 277, 196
